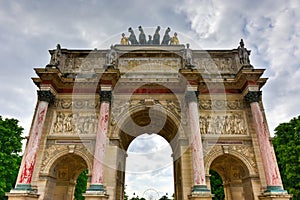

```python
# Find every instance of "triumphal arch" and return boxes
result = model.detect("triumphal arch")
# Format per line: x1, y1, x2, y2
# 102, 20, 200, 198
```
8, 26, 291, 200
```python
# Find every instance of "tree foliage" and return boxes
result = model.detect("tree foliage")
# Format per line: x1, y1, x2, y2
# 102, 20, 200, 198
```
273, 115, 300, 200
0, 116, 23, 200
210, 169, 225, 200
74, 169, 88, 200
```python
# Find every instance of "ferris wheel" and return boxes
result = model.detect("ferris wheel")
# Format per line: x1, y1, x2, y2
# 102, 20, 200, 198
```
142, 188, 160, 200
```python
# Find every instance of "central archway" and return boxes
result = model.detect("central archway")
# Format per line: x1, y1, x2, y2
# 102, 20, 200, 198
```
125, 133, 174, 198
112, 100, 187, 200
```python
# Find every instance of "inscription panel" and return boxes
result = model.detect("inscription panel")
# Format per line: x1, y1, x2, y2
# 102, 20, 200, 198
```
118, 58, 181, 74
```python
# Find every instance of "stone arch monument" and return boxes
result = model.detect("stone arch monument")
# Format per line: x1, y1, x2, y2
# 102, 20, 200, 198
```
7, 29, 291, 200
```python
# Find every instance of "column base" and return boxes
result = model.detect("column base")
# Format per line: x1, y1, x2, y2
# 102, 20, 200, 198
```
6, 185, 39, 200
86, 184, 106, 192
84, 192, 109, 200
84, 184, 109, 199
189, 185, 213, 200
12, 184, 35, 191
258, 186, 292, 200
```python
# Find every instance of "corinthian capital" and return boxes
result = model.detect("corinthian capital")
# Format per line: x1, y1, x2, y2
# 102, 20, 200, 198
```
245, 91, 262, 103
185, 90, 200, 103
37, 90, 55, 103
100, 91, 112, 103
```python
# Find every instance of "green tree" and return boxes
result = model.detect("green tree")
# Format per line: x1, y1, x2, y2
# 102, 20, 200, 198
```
210, 169, 225, 200
74, 169, 88, 200
159, 194, 171, 200
273, 115, 300, 200
0, 116, 23, 200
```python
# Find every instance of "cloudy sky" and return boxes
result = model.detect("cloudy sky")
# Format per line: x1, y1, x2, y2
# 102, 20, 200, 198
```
0, 0, 299, 198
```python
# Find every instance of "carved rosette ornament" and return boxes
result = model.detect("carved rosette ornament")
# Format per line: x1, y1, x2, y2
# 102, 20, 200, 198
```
100, 91, 112, 103
245, 91, 262, 103
38, 90, 55, 103
185, 90, 200, 103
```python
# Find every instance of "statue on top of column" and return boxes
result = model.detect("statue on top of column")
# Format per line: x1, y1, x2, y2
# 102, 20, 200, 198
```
238, 39, 250, 65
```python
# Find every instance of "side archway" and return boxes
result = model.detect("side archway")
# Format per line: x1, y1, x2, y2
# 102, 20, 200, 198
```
205, 146, 258, 200
40, 145, 93, 200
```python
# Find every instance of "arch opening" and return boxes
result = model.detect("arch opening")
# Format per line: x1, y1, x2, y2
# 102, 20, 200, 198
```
114, 105, 184, 200
44, 154, 88, 200
209, 154, 254, 200
125, 133, 174, 199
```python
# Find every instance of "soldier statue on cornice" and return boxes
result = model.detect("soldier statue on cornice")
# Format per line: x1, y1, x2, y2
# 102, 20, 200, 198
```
105, 45, 117, 68
238, 39, 250, 65
183, 43, 194, 68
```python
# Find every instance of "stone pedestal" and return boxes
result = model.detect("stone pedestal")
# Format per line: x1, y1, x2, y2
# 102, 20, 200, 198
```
259, 193, 292, 200
83, 192, 109, 200
6, 191, 39, 200
188, 192, 214, 200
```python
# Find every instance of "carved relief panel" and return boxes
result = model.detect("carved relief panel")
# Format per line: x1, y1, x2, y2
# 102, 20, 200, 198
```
200, 111, 248, 135
51, 112, 98, 135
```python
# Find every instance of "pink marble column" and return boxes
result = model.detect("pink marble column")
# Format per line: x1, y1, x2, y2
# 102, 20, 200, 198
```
15, 90, 54, 190
246, 91, 285, 193
88, 91, 111, 192
186, 91, 210, 192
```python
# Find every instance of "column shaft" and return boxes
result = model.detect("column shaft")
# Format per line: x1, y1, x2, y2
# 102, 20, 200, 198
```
91, 101, 110, 185
189, 100, 206, 186
15, 90, 54, 189
88, 90, 111, 193
250, 102, 283, 187
19, 101, 49, 184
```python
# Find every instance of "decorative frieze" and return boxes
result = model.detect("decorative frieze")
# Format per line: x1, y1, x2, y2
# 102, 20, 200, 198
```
199, 99, 244, 110
54, 98, 99, 110
193, 57, 237, 73
64, 56, 105, 73
52, 112, 98, 135
200, 112, 248, 135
